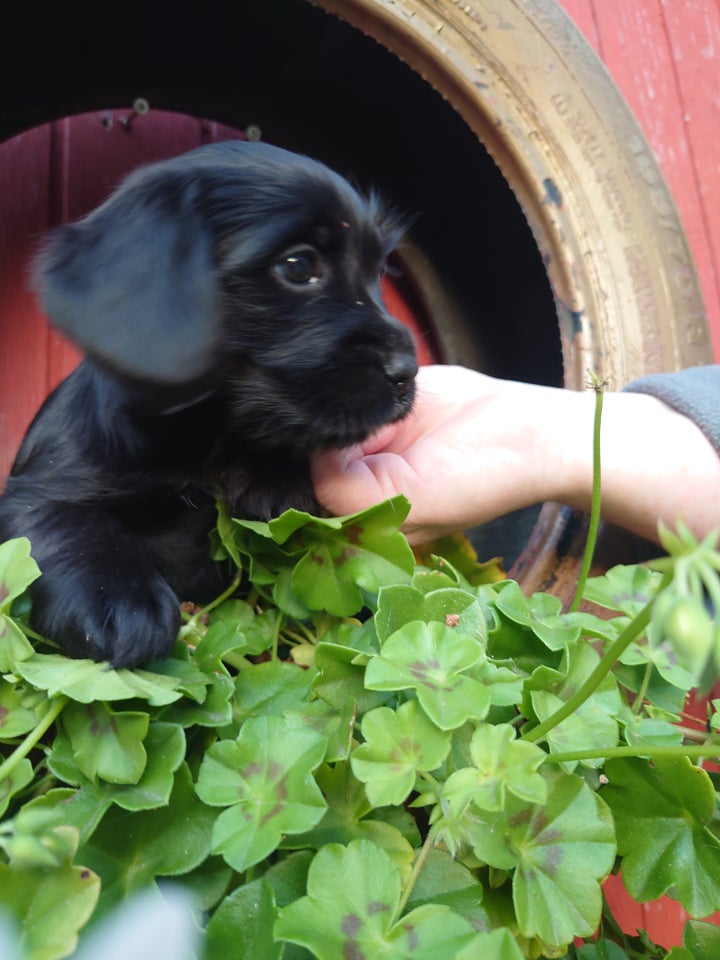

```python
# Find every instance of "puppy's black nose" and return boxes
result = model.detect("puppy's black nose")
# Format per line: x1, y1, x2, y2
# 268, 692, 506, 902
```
384, 353, 419, 398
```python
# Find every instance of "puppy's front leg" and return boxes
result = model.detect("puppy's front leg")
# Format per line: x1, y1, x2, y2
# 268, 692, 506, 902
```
21, 505, 181, 668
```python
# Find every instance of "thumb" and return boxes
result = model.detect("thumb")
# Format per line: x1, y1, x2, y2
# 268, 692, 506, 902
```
311, 445, 408, 517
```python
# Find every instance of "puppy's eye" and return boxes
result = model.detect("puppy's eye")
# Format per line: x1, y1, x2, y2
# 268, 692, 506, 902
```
273, 247, 325, 287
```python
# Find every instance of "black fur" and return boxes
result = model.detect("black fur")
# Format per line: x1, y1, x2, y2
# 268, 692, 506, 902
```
0, 141, 417, 667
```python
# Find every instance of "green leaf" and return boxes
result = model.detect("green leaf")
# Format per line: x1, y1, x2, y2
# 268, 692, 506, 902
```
15, 654, 182, 706
274, 839, 480, 959
196, 715, 327, 872
229, 498, 414, 616
3, 803, 80, 871
622, 714, 684, 748
413, 532, 506, 587
291, 502, 415, 615
524, 643, 621, 769
446, 768, 616, 947
232, 660, 314, 723
161, 673, 234, 729
375, 583, 487, 644
313, 641, 391, 715
61, 701, 149, 784
205, 878, 282, 960
351, 700, 452, 806
284, 761, 417, 878
0, 615, 35, 672
0, 757, 34, 818
456, 928, 526, 960
583, 564, 663, 616
576, 943, 634, 960
48, 722, 186, 820
0, 538, 42, 613
79, 763, 215, 916
0, 679, 42, 739
494, 580, 584, 650
683, 918, 720, 960
441, 723, 547, 817
285, 696, 357, 763
602, 756, 720, 917
0, 860, 100, 960
664, 949, 695, 960
365, 621, 490, 730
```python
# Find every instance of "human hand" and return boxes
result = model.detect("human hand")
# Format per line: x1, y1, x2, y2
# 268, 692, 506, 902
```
312, 365, 566, 543
312, 364, 720, 545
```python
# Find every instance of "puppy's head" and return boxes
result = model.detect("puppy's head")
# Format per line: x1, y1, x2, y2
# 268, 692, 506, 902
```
33, 140, 418, 455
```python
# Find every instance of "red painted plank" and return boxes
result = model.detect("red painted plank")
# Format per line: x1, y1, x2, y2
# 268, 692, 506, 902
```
559, 0, 720, 357
0, 126, 54, 482
557, 0, 600, 51
660, 0, 720, 354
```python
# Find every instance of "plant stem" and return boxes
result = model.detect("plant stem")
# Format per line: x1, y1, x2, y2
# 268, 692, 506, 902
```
394, 828, 436, 922
0, 695, 67, 782
179, 574, 242, 640
570, 372, 606, 613
199, 574, 243, 617
271, 610, 283, 661
632, 662, 653, 715
522, 579, 670, 744
544, 742, 720, 764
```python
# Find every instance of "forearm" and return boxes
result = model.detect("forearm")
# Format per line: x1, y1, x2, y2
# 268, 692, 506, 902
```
549, 389, 720, 544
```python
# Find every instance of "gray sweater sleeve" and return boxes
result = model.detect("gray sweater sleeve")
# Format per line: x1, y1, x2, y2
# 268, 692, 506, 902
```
624, 365, 720, 455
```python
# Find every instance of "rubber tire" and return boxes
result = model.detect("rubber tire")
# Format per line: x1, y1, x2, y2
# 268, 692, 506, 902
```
317, 0, 714, 595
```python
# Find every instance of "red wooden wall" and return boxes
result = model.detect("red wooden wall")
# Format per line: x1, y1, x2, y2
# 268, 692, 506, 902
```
560, 2, 720, 946
559, 0, 720, 359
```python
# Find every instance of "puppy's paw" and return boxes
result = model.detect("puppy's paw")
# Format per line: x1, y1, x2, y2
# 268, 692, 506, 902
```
31, 567, 181, 669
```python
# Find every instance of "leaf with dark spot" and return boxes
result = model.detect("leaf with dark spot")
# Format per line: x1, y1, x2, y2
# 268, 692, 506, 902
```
275, 839, 482, 958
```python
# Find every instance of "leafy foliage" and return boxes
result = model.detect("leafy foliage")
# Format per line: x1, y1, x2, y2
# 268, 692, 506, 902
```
1, 501, 720, 959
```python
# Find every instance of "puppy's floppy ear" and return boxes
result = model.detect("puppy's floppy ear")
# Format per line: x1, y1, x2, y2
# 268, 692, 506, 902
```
33, 175, 222, 385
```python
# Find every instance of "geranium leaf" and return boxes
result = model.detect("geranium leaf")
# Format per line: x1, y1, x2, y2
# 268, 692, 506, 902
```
413, 533, 506, 587
602, 756, 720, 917
683, 918, 720, 959
524, 643, 621, 768
0, 678, 43, 739
274, 839, 481, 959
232, 659, 314, 723
583, 564, 662, 615
48, 722, 186, 815
283, 761, 417, 879
79, 763, 215, 916
457, 769, 616, 946
0, 537, 42, 613
205, 877, 281, 960
0, 758, 34, 818
351, 700, 452, 806
15, 653, 182, 706
365, 621, 490, 730
375, 583, 487, 644
162, 673, 234, 729
61, 701, 149, 784
0, 615, 35, 671
0, 860, 99, 960
441, 723, 547, 817
456, 928, 526, 960
291, 543, 363, 615
494, 580, 583, 650
313, 640, 389, 716
196, 715, 327, 872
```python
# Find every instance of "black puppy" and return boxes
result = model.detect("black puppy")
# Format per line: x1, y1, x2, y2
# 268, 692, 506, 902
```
0, 140, 417, 668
